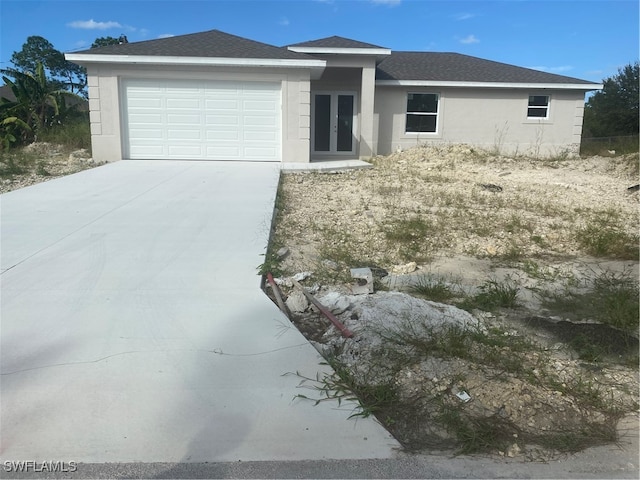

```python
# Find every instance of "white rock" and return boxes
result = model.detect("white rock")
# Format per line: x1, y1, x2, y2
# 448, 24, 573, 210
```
321, 259, 339, 270
391, 262, 417, 274
292, 271, 313, 282
285, 290, 309, 313
317, 291, 351, 315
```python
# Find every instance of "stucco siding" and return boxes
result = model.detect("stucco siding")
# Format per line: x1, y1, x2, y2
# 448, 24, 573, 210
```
374, 86, 587, 157
84, 64, 312, 163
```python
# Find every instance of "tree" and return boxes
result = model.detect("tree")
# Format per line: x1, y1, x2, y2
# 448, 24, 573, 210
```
10, 36, 59, 74
0, 62, 84, 145
91, 36, 121, 48
583, 62, 639, 138
10, 36, 86, 95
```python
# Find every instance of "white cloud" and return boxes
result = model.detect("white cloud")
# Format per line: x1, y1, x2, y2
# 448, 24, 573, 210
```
157, 34, 174, 39
67, 19, 122, 30
73, 40, 89, 48
370, 0, 401, 6
279, 17, 290, 26
528, 65, 574, 73
459, 34, 479, 44
454, 13, 476, 21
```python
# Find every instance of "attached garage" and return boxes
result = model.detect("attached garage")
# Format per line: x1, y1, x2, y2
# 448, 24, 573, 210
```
123, 79, 282, 161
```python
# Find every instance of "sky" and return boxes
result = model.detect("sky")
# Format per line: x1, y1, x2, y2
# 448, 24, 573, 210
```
1, 0, 638, 84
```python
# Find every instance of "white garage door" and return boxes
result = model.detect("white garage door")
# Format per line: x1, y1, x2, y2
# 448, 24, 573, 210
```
123, 79, 281, 161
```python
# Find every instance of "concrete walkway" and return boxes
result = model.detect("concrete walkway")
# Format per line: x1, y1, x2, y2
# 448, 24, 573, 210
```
0, 161, 398, 463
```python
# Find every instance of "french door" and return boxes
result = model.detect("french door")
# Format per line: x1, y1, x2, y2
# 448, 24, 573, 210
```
312, 92, 357, 155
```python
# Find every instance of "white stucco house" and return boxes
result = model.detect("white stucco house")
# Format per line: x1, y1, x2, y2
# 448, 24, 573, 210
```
66, 30, 602, 163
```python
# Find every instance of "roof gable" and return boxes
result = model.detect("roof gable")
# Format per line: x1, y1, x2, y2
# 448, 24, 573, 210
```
288, 36, 386, 49
74, 29, 310, 60
376, 52, 597, 85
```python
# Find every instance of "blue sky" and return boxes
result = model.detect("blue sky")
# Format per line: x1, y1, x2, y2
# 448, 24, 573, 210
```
1, 0, 638, 83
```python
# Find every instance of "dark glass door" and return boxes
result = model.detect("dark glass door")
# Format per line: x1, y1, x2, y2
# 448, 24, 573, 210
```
313, 92, 355, 154
336, 94, 354, 152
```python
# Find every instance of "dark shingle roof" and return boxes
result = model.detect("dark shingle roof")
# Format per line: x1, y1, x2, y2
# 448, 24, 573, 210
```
288, 36, 386, 49
74, 29, 310, 60
376, 52, 596, 84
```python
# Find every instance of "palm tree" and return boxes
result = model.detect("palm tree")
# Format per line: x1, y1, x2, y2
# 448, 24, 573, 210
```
1, 62, 60, 132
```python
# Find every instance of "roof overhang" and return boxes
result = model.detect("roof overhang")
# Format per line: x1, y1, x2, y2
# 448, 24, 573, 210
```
376, 79, 603, 90
65, 53, 327, 77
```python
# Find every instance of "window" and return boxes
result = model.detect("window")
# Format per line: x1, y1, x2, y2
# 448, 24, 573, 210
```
406, 93, 439, 133
527, 95, 550, 119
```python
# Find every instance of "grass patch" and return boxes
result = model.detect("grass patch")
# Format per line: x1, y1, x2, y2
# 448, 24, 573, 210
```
540, 269, 639, 334
382, 215, 434, 262
37, 118, 91, 151
459, 277, 520, 312
436, 404, 520, 454
577, 212, 639, 260
408, 275, 458, 302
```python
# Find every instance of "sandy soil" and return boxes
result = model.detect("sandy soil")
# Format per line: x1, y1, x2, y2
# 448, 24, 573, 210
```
270, 144, 639, 461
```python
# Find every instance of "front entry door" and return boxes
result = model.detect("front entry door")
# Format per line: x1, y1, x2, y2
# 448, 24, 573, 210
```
312, 92, 356, 155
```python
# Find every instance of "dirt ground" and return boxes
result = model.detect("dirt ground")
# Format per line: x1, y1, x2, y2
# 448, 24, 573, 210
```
270, 144, 639, 461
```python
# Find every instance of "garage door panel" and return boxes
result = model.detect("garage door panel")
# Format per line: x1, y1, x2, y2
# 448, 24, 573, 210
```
166, 114, 201, 125
168, 145, 203, 157
205, 99, 239, 109
130, 145, 164, 156
124, 79, 281, 161
206, 115, 240, 126
205, 146, 241, 158
244, 100, 278, 111
244, 131, 279, 141
244, 116, 277, 127
167, 98, 200, 109
244, 146, 277, 158
128, 98, 163, 108
128, 113, 164, 124
207, 130, 240, 141
129, 128, 164, 140
167, 129, 202, 141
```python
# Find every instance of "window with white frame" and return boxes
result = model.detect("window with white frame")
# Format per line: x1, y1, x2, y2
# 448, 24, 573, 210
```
406, 93, 439, 133
527, 95, 550, 119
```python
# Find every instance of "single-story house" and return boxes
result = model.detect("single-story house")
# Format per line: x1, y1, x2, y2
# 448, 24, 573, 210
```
66, 29, 602, 163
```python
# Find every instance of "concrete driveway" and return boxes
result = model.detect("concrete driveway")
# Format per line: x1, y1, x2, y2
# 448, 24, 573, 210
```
0, 161, 398, 463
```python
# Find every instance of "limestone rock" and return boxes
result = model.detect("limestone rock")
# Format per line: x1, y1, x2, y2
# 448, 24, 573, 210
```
285, 290, 309, 313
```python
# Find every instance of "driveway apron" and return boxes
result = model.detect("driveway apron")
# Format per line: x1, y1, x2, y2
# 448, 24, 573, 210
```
0, 161, 398, 462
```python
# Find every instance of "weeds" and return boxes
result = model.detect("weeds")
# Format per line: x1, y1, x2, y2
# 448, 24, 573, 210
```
460, 277, 520, 311
287, 356, 399, 420
383, 215, 434, 262
37, 118, 90, 150
293, 317, 631, 455
540, 269, 639, 335
257, 176, 287, 277
577, 212, 639, 260
0, 152, 31, 176
409, 275, 458, 302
